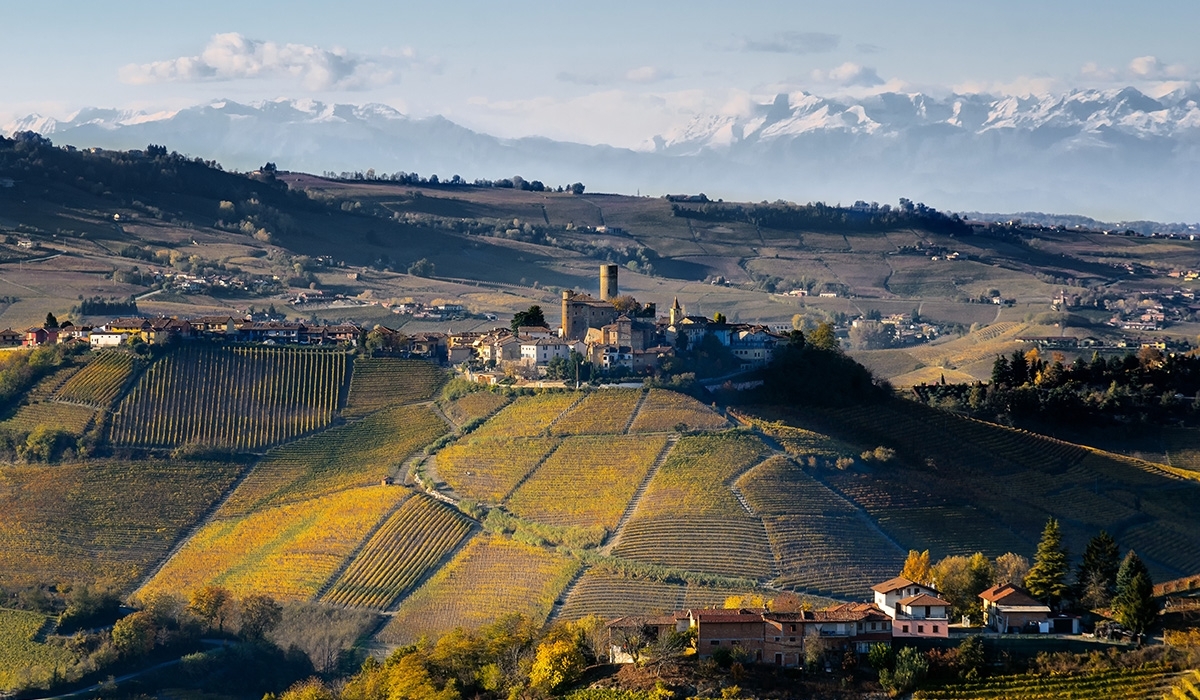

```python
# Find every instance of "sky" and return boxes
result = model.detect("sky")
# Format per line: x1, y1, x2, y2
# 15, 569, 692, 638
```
3, 0, 1199, 148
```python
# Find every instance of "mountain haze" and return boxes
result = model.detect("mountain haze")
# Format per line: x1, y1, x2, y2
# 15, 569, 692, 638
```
6, 85, 1200, 221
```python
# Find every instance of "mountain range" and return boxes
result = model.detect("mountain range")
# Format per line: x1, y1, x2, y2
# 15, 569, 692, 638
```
7, 86, 1200, 221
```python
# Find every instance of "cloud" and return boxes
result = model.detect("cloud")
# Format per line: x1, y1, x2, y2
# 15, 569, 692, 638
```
1081, 56, 1194, 84
811, 62, 884, 88
953, 75, 1063, 97
624, 66, 674, 84
119, 33, 405, 90
736, 31, 840, 54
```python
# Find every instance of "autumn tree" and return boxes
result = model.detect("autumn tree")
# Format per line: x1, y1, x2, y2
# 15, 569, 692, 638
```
932, 553, 995, 620
189, 585, 233, 632
1026, 518, 1070, 607
112, 610, 156, 657
239, 593, 283, 640
529, 638, 586, 692
807, 322, 839, 352
901, 550, 933, 585
994, 553, 1031, 587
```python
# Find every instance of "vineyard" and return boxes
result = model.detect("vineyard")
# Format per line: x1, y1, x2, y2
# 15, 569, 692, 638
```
436, 435, 560, 503
53, 351, 137, 408
441, 390, 509, 427
140, 485, 405, 601
871, 506, 1031, 559
630, 433, 770, 518
220, 404, 448, 515
343, 358, 447, 417
629, 389, 730, 433
469, 392, 581, 439
0, 608, 78, 691
551, 389, 643, 435
906, 321, 1029, 369
610, 516, 776, 580
377, 534, 580, 644
506, 434, 670, 531
557, 568, 763, 621
914, 665, 1183, 700
110, 345, 349, 451
321, 494, 473, 610
734, 456, 904, 597
0, 460, 242, 590
1163, 427, 1200, 472
0, 401, 96, 435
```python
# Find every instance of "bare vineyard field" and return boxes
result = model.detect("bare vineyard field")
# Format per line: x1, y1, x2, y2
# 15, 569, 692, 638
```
221, 404, 447, 515
377, 534, 580, 644
871, 506, 1032, 558
321, 494, 473, 610
442, 391, 509, 427
437, 435, 560, 503
343, 358, 447, 417
506, 434, 670, 531
53, 351, 136, 408
611, 516, 776, 580
110, 345, 348, 451
551, 389, 642, 435
0, 402, 95, 435
469, 392, 581, 439
557, 568, 768, 621
141, 485, 405, 601
631, 433, 770, 518
629, 389, 730, 433
0, 460, 241, 590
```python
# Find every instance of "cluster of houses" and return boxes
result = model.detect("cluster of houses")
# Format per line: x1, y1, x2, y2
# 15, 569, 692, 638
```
11, 316, 361, 349
608, 577, 1076, 667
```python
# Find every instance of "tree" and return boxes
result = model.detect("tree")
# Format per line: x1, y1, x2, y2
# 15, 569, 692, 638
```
112, 610, 156, 657
807, 322, 839, 352
189, 585, 233, 632
44, 312, 58, 329
511, 305, 547, 332
994, 553, 1030, 587
1026, 518, 1070, 606
1113, 551, 1156, 634
879, 646, 928, 696
1077, 531, 1120, 608
239, 594, 283, 639
569, 182, 585, 195
407, 258, 435, 277
990, 354, 1011, 386
901, 550, 933, 586
933, 553, 995, 621
956, 636, 985, 680
529, 638, 586, 690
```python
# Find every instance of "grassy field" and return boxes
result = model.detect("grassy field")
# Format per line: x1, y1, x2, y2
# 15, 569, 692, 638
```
140, 485, 405, 601
343, 358, 447, 417
376, 534, 580, 644
0, 608, 79, 691
220, 403, 448, 515
110, 345, 349, 451
506, 434, 670, 531
320, 494, 473, 610
0, 460, 242, 590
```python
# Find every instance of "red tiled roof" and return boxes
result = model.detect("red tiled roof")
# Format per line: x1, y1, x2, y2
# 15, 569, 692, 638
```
979, 583, 1043, 607
898, 594, 951, 607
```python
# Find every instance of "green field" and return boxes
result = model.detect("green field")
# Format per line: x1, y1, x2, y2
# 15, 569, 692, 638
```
0, 608, 79, 691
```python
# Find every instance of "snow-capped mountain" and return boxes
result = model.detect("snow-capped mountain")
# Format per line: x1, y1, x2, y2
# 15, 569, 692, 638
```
6, 89, 1200, 221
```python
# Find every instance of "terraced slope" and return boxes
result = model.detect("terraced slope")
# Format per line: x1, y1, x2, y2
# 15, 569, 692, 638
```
629, 389, 730, 433
343, 357, 447, 417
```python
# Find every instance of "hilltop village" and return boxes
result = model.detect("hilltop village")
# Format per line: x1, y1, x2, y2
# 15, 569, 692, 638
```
13, 265, 789, 385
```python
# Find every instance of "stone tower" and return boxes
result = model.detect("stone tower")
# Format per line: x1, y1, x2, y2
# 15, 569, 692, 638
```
670, 297, 683, 325
600, 263, 619, 301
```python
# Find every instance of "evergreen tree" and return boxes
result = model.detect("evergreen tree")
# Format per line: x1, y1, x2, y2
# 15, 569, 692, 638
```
1026, 518, 1070, 606
1009, 350, 1029, 386
1077, 531, 1120, 607
511, 305, 547, 332
991, 354, 1011, 385
44, 312, 58, 329
1113, 551, 1156, 634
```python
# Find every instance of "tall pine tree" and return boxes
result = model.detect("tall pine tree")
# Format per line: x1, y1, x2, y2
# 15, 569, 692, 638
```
1026, 518, 1070, 607
1113, 551, 1156, 634
1077, 531, 1120, 607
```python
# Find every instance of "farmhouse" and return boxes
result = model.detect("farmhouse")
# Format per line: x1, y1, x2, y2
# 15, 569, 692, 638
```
979, 583, 1052, 634
872, 576, 951, 639
0, 328, 22, 346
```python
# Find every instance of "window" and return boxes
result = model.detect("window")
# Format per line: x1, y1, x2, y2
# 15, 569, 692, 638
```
917, 625, 924, 633
933, 625, 939, 633
789, 637, 796, 642
711, 640, 720, 646
902, 625, 909, 633
870, 622, 876, 630
774, 636, 780, 641
790, 625, 796, 632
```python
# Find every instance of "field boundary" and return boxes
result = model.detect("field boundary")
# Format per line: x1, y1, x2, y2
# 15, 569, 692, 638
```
602, 434, 679, 555
312, 491, 414, 603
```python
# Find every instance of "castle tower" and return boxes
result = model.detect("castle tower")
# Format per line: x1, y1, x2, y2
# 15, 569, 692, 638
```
561, 290, 572, 338
670, 297, 682, 325
600, 264, 619, 301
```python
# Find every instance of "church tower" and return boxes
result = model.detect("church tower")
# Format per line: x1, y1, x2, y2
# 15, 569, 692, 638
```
670, 297, 683, 325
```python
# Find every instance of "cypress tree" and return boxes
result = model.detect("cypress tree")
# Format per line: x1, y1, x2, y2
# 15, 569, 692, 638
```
1026, 518, 1070, 606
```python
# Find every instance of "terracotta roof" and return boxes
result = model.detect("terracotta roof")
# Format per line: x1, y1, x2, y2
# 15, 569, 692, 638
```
814, 602, 890, 622
898, 593, 951, 607
979, 583, 1045, 608
872, 576, 917, 593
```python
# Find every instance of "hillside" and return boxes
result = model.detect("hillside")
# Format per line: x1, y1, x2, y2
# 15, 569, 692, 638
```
3, 135, 1200, 367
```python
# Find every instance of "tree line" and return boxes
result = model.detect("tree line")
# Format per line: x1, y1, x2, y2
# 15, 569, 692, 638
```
670, 198, 970, 236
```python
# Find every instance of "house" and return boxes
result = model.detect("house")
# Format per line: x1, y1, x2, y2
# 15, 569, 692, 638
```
517, 326, 556, 339
979, 583, 1051, 634
188, 315, 241, 336
407, 333, 447, 361
892, 593, 951, 638
520, 337, 578, 368
23, 327, 58, 347
688, 609, 768, 662
0, 328, 22, 346
872, 577, 940, 618
90, 331, 129, 347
